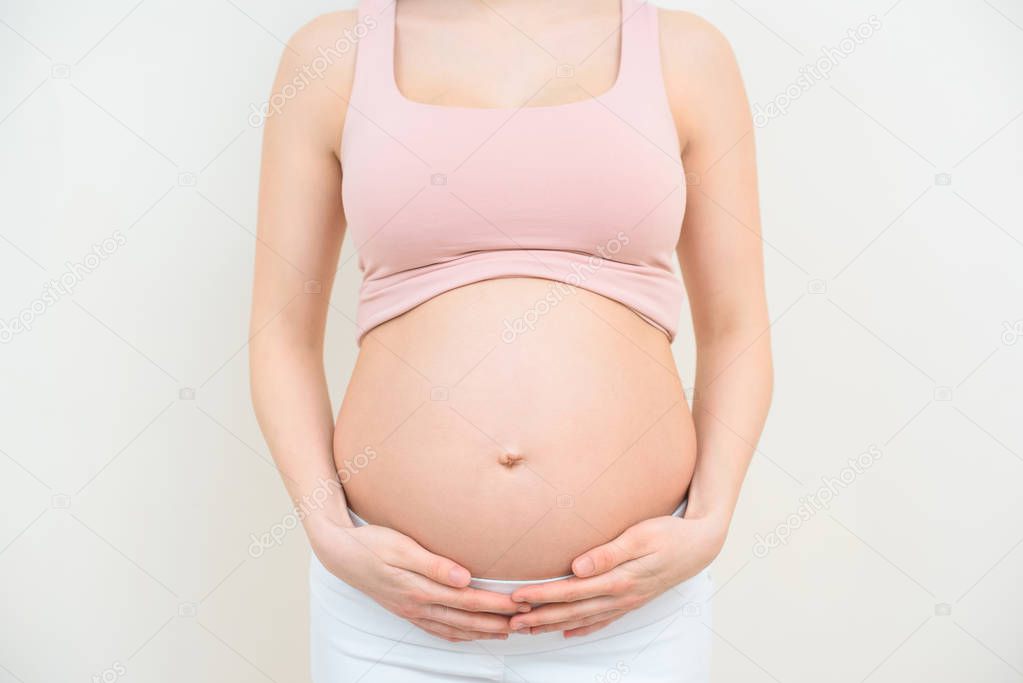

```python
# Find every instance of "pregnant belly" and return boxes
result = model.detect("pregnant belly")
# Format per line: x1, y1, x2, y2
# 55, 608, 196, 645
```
334, 278, 696, 580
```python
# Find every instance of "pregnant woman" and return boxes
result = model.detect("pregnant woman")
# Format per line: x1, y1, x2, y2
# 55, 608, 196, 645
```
250, 0, 771, 680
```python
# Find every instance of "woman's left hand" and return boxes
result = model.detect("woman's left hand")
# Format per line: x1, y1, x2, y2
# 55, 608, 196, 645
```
507, 513, 726, 637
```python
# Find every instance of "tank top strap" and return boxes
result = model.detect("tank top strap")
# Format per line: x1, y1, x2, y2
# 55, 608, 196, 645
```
616, 0, 665, 95
349, 0, 395, 107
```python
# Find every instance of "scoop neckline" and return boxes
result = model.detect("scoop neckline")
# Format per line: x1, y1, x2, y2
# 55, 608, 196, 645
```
386, 0, 629, 114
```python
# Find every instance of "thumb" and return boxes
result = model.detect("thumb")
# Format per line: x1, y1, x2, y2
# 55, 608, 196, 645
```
572, 525, 647, 578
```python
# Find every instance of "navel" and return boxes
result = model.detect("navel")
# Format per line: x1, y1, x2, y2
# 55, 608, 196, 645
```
498, 452, 525, 468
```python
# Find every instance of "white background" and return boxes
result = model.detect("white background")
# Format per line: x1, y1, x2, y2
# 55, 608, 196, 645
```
1, 0, 1021, 681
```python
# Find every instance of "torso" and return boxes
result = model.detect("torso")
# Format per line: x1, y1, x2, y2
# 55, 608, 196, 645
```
329, 0, 701, 579
335, 278, 696, 579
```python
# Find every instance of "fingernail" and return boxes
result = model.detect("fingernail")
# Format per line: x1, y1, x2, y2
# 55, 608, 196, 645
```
574, 557, 594, 577
517, 605, 531, 613
511, 595, 527, 603
448, 567, 469, 585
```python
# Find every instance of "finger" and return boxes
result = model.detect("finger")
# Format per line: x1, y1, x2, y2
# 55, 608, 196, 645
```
409, 618, 470, 642
528, 609, 623, 635
564, 615, 621, 638
389, 537, 472, 588
510, 571, 623, 605
571, 525, 649, 578
421, 604, 513, 634
509, 597, 619, 631
410, 618, 508, 642
431, 584, 530, 615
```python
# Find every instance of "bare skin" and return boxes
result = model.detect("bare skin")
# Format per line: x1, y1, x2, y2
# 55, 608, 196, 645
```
337, 278, 697, 580
250, 0, 770, 643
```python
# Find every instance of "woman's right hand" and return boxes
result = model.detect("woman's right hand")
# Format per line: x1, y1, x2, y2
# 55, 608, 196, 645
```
309, 518, 527, 642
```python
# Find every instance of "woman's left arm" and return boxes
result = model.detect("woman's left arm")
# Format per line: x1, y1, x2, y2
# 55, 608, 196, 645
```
509, 11, 772, 637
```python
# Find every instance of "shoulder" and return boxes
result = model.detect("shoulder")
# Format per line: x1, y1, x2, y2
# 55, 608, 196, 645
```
288, 9, 364, 49
655, 9, 750, 146
264, 10, 363, 152
271, 10, 366, 104
279, 9, 363, 75
656, 9, 742, 83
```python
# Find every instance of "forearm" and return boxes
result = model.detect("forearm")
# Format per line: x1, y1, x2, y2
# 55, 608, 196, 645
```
250, 332, 352, 532
684, 325, 773, 531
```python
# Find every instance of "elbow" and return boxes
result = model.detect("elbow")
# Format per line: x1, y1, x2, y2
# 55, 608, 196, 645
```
248, 340, 272, 415
247, 329, 322, 406
696, 318, 774, 401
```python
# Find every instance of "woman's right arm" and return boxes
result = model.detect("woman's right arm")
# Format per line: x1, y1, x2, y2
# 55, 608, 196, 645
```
249, 13, 522, 641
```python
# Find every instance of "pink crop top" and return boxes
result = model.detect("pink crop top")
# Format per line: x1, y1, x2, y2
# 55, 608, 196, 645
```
341, 0, 686, 344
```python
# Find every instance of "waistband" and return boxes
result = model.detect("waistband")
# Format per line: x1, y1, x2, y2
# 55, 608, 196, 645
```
309, 544, 713, 657
346, 497, 687, 593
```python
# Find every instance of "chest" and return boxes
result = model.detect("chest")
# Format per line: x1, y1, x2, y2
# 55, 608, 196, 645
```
393, 12, 622, 109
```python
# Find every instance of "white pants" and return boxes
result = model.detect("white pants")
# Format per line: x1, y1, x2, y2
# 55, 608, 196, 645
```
309, 554, 713, 682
